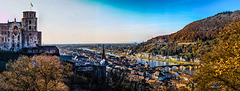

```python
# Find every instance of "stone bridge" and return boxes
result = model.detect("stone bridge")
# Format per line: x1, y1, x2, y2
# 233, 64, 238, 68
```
153, 64, 200, 70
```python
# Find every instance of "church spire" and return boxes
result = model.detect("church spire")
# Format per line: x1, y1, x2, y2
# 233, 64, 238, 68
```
14, 18, 16, 23
102, 44, 106, 59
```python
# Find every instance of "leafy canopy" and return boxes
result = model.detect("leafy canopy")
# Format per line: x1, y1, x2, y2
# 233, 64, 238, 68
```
194, 21, 240, 90
0, 54, 73, 91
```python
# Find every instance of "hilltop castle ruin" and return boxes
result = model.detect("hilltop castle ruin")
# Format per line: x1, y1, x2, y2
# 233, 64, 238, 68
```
0, 11, 41, 51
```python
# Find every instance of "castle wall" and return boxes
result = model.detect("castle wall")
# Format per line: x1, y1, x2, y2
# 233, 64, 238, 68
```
0, 23, 9, 50
22, 31, 41, 48
8, 22, 22, 51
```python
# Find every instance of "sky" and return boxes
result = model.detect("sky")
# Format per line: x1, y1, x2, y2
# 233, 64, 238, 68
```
0, 0, 240, 44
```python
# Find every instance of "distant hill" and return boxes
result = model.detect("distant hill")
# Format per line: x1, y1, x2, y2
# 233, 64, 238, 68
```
170, 11, 240, 42
150, 11, 240, 43
130, 10, 240, 60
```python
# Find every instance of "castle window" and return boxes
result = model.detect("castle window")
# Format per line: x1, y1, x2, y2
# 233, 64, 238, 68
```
29, 26, 31, 30
29, 20, 31, 24
35, 26, 36, 30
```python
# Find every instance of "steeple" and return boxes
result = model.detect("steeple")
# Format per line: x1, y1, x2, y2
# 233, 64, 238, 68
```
14, 18, 16, 23
102, 44, 106, 59
100, 44, 109, 65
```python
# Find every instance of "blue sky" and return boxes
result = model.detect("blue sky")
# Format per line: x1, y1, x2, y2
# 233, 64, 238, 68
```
0, 0, 239, 44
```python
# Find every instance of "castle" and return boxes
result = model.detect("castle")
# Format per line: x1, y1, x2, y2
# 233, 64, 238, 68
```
0, 11, 41, 52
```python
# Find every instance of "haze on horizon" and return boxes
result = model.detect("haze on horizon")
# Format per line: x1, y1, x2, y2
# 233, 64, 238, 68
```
0, 0, 239, 44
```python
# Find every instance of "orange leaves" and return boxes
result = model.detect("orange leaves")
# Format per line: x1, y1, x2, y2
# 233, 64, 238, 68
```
194, 21, 240, 90
0, 54, 73, 90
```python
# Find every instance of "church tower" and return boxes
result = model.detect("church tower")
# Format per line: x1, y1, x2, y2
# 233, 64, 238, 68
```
21, 11, 41, 48
100, 44, 109, 65
102, 44, 106, 59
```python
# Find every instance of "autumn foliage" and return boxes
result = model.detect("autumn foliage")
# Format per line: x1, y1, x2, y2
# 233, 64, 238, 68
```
0, 54, 73, 91
130, 11, 240, 59
194, 21, 240, 90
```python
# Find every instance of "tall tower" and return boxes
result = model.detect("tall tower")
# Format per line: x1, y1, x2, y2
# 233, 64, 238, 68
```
102, 44, 106, 59
22, 11, 37, 31
100, 44, 109, 65
22, 11, 41, 48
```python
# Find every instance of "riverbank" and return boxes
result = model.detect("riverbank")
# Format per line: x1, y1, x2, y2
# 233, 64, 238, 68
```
87, 48, 197, 65
111, 53, 195, 65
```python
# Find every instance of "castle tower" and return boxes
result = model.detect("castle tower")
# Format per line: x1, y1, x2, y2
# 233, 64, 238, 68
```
22, 11, 37, 31
22, 11, 41, 48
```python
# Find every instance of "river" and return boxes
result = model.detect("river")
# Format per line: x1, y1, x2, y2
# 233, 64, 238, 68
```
78, 48, 195, 74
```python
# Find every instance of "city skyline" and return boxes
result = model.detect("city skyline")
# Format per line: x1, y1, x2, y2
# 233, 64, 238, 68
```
0, 0, 239, 44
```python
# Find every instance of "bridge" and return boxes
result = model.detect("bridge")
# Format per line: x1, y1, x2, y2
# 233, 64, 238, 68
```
153, 64, 200, 70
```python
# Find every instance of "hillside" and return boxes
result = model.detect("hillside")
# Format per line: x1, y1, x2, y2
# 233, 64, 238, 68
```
150, 11, 240, 43
130, 10, 240, 60
170, 11, 240, 42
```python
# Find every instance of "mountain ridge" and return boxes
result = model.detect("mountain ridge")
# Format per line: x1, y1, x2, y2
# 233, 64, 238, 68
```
129, 10, 240, 60
147, 10, 240, 43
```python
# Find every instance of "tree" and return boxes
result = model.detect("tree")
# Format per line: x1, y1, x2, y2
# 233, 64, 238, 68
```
194, 21, 240, 90
0, 54, 73, 91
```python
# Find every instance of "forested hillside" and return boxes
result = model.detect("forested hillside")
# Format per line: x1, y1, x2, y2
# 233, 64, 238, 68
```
194, 19, 240, 91
130, 10, 240, 60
